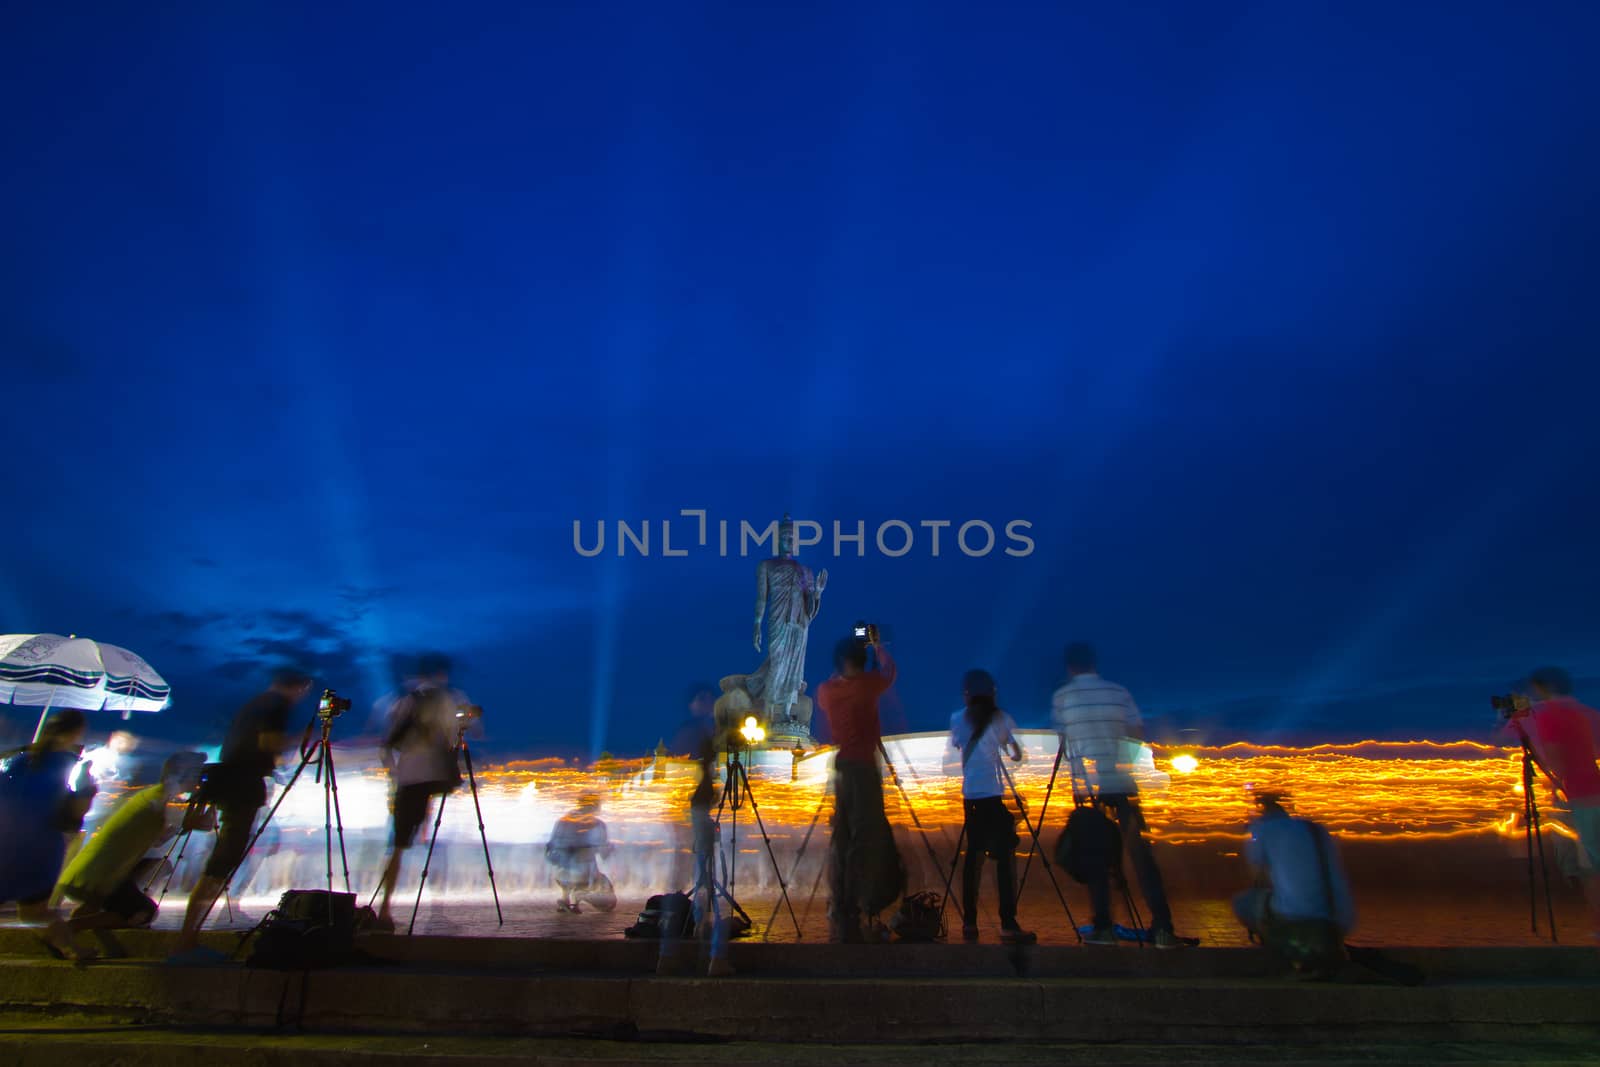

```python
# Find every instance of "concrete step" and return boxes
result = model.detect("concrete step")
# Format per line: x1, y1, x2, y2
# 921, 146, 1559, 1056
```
1, 1014, 1597, 1067
2, 951, 1599, 1046
3, 927, 1599, 980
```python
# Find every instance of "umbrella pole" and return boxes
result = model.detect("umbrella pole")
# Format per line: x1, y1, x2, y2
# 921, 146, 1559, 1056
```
31, 705, 51, 743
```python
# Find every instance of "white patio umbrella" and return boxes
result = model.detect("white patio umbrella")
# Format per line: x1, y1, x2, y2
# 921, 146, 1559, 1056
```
0, 633, 171, 741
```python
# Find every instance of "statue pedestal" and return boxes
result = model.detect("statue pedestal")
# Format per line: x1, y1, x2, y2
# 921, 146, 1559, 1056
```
763, 718, 813, 752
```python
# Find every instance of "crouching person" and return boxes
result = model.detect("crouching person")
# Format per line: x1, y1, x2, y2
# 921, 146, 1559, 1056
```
58, 752, 209, 954
547, 793, 617, 914
1233, 791, 1355, 979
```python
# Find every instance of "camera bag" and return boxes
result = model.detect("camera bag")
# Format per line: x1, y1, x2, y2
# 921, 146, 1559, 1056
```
623, 891, 696, 939
888, 890, 945, 942
244, 889, 360, 969
1055, 803, 1123, 884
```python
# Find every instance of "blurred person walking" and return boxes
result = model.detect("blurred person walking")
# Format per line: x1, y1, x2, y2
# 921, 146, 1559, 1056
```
946, 669, 1035, 944
1052, 642, 1182, 948
372, 654, 477, 932
657, 681, 735, 976
0, 709, 95, 958
665, 683, 720, 893
171, 669, 312, 958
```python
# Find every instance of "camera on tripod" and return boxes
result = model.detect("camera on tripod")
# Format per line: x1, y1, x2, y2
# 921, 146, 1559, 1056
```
454, 703, 484, 722
318, 688, 352, 720
1491, 693, 1532, 720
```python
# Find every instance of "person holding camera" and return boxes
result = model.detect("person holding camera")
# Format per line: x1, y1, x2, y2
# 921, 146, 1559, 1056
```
0, 709, 95, 959
946, 669, 1036, 944
172, 669, 313, 958
372, 653, 477, 932
816, 630, 899, 943
1502, 666, 1600, 939
1051, 642, 1182, 948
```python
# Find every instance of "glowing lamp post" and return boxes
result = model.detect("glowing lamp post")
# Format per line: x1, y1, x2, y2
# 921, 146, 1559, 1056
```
741, 716, 766, 747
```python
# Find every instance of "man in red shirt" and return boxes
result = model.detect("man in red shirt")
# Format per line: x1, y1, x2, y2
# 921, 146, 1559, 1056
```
816, 634, 899, 942
1506, 666, 1600, 939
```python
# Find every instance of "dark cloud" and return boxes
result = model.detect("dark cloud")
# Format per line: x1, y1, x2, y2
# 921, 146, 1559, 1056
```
259, 611, 344, 647
337, 585, 397, 621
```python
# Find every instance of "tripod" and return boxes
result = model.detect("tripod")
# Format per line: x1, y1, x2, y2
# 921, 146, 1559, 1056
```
407, 725, 503, 935
718, 743, 802, 939
1016, 740, 1066, 897
878, 740, 968, 928
1518, 737, 1559, 943
769, 775, 831, 940
146, 793, 210, 911
204, 706, 352, 936
1001, 758, 1081, 938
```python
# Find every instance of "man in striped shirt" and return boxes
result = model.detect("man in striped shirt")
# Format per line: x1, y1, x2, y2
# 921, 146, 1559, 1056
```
1051, 642, 1180, 948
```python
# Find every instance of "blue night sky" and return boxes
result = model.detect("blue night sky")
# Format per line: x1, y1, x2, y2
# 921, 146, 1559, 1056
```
3, 2, 1598, 757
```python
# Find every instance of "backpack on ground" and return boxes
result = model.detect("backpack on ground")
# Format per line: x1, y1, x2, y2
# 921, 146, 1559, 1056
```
244, 889, 360, 969
623, 891, 696, 939
888, 890, 945, 942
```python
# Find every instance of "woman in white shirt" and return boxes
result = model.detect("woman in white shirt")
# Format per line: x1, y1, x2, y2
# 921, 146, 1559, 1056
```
947, 669, 1035, 944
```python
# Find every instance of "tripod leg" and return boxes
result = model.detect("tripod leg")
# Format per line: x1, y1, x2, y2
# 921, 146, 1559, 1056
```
460, 741, 503, 926
737, 761, 803, 939
1119, 867, 1146, 947
1017, 744, 1065, 897
764, 779, 832, 941
324, 747, 334, 912
799, 842, 831, 933
408, 790, 450, 936
1002, 763, 1080, 939
712, 836, 753, 925
936, 823, 967, 933
150, 829, 192, 898
878, 742, 965, 922
325, 742, 353, 894
1525, 790, 1538, 935
1529, 798, 1559, 943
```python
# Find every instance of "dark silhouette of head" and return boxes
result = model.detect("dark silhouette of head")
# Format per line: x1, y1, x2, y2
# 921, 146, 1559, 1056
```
685, 681, 717, 719
32, 708, 87, 756
1528, 666, 1574, 699
415, 653, 452, 685
270, 668, 313, 701
1064, 641, 1097, 677
962, 668, 999, 738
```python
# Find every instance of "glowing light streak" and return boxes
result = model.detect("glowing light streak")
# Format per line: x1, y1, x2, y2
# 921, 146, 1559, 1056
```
209, 732, 1553, 901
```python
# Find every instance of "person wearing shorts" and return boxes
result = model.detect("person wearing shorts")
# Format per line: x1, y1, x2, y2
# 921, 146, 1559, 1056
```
373, 654, 476, 931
